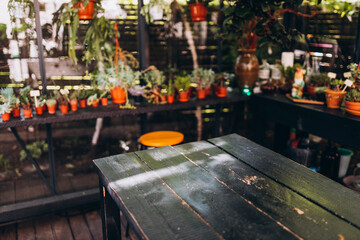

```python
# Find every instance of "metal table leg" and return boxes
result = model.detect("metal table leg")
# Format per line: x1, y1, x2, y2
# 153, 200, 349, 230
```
46, 123, 57, 194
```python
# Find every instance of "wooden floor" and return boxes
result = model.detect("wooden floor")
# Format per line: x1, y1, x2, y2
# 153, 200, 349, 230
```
0, 206, 102, 240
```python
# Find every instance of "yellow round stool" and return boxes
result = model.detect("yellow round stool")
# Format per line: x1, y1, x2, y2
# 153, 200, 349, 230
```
139, 131, 184, 148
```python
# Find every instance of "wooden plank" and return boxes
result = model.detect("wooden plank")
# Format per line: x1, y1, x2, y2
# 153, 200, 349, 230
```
85, 210, 102, 240
0, 224, 16, 240
17, 220, 36, 240
208, 134, 360, 228
57, 174, 75, 193
51, 215, 74, 240
135, 147, 299, 240
94, 153, 221, 240
15, 177, 46, 203
34, 216, 56, 240
0, 180, 15, 205
68, 214, 93, 240
70, 172, 98, 191
174, 141, 360, 239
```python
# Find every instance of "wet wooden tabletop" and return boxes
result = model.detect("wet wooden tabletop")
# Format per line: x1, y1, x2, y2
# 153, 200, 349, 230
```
93, 134, 360, 240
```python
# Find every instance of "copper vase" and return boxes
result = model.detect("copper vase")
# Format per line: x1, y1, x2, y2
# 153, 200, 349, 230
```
235, 49, 259, 88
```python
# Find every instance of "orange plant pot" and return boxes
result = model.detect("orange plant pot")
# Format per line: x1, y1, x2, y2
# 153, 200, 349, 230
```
47, 105, 56, 114
100, 98, 108, 106
12, 108, 20, 118
92, 101, 99, 107
178, 91, 190, 102
110, 86, 126, 104
59, 104, 69, 114
23, 108, 32, 119
79, 99, 87, 108
197, 89, 206, 99
205, 86, 211, 96
167, 95, 175, 104
1, 112, 10, 122
160, 95, 167, 104
74, 0, 94, 20
345, 101, 360, 111
188, 3, 207, 21
70, 100, 78, 111
216, 86, 227, 98
35, 106, 43, 115
324, 89, 346, 109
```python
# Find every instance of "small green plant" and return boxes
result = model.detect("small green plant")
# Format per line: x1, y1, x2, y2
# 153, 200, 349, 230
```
215, 72, 234, 87
87, 93, 99, 105
345, 88, 360, 102
19, 86, 31, 106
0, 153, 11, 174
76, 87, 89, 100
19, 141, 48, 162
57, 89, 70, 105
309, 73, 330, 87
46, 98, 57, 107
0, 102, 13, 114
140, 0, 171, 24
167, 78, 175, 96
175, 75, 191, 92
190, 68, 215, 90
329, 79, 345, 91
281, 64, 302, 82
314, 86, 329, 94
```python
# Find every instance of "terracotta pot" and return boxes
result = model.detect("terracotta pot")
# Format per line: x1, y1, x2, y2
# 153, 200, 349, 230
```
79, 99, 87, 108
110, 86, 126, 104
100, 98, 108, 106
306, 85, 317, 98
345, 101, 360, 111
197, 89, 206, 99
59, 104, 69, 114
188, 3, 207, 21
47, 105, 56, 114
324, 89, 346, 109
205, 86, 211, 96
167, 95, 175, 104
74, 0, 94, 20
35, 106, 43, 115
1, 112, 10, 122
92, 101, 99, 107
12, 108, 20, 118
178, 91, 190, 102
70, 100, 78, 111
216, 86, 227, 98
235, 49, 259, 89
160, 95, 167, 104
23, 108, 32, 119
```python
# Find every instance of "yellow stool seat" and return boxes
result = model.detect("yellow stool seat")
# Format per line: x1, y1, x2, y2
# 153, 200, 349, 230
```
140, 131, 184, 147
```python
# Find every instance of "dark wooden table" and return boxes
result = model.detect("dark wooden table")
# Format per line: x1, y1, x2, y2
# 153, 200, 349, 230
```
0, 92, 248, 224
251, 93, 360, 151
93, 134, 360, 240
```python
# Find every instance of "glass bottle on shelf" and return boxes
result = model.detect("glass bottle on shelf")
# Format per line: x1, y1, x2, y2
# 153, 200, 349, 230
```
303, 52, 312, 83
353, 163, 360, 189
312, 56, 321, 74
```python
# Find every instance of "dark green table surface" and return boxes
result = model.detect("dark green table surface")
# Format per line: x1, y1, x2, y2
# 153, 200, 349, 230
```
93, 134, 360, 240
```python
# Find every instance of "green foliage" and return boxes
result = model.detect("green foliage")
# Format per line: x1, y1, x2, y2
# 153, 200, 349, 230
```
143, 68, 166, 90
76, 87, 90, 100
0, 154, 11, 174
345, 88, 360, 102
46, 98, 57, 107
329, 79, 345, 91
281, 63, 302, 82
190, 68, 215, 90
140, 0, 171, 24
0, 102, 12, 114
19, 141, 48, 162
96, 62, 140, 89
222, 0, 314, 49
167, 78, 175, 96
309, 73, 330, 87
19, 86, 31, 106
175, 74, 191, 92
318, 0, 359, 18
187, 0, 213, 6
87, 93, 99, 105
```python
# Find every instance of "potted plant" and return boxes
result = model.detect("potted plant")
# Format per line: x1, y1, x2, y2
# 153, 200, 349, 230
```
140, 0, 171, 24
99, 89, 109, 106
167, 78, 175, 104
344, 88, 360, 115
175, 74, 191, 102
19, 86, 32, 118
46, 99, 57, 114
222, 1, 318, 91
129, 85, 146, 105
96, 63, 140, 104
76, 88, 89, 108
324, 79, 346, 109
0, 88, 19, 117
187, 0, 211, 22
87, 93, 99, 107
306, 73, 330, 97
214, 73, 233, 98
69, 90, 78, 111
35, 96, 46, 116
314, 86, 328, 102
190, 68, 215, 100
142, 66, 167, 104
73, 0, 96, 20
56, 89, 70, 114
0, 102, 12, 122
